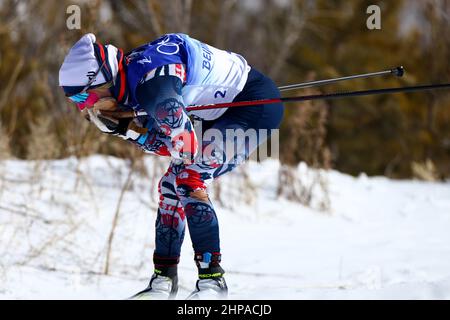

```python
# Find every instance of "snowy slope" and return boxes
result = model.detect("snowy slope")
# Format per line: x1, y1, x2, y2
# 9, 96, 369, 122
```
0, 156, 449, 300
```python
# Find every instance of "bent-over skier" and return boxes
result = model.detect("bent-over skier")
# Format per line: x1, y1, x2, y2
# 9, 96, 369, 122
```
59, 33, 284, 299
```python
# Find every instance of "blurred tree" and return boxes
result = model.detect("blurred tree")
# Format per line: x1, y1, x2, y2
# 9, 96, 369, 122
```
0, 0, 449, 178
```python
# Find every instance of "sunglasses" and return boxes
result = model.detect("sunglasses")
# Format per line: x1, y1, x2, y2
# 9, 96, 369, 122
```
67, 60, 107, 105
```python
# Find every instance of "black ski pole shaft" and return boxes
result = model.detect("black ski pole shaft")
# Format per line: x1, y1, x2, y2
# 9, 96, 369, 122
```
184, 82, 450, 111
104, 82, 450, 118
278, 66, 405, 92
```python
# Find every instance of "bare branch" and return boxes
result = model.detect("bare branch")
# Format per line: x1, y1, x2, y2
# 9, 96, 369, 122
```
103, 162, 135, 275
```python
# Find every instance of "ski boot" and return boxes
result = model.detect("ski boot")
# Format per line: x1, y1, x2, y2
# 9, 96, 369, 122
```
130, 263, 178, 300
187, 252, 228, 300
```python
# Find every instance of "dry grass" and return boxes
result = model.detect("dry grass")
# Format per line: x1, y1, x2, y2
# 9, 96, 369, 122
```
0, 122, 11, 160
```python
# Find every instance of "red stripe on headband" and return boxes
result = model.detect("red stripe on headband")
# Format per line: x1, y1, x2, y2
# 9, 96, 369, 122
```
117, 49, 126, 102
97, 42, 106, 61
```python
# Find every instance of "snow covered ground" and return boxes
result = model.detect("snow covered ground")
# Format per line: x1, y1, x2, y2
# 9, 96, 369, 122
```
0, 155, 449, 300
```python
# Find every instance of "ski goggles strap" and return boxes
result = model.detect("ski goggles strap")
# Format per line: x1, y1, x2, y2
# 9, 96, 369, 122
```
67, 82, 113, 110
72, 92, 101, 111
68, 81, 112, 103
68, 92, 90, 104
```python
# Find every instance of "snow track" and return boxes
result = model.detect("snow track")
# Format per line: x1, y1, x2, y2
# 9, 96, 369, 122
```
0, 156, 449, 299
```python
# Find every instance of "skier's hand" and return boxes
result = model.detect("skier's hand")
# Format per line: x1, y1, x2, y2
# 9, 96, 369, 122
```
82, 97, 119, 134
86, 108, 119, 134
83, 97, 148, 140
86, 109, 150, 141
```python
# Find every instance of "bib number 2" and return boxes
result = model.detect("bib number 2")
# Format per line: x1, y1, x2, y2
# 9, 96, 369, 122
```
214, 90, 227, 99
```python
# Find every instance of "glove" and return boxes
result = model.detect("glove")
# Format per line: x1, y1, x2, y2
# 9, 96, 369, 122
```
86, 108, 119, 134
82, 97, 119, 134
84, 97, 148, 140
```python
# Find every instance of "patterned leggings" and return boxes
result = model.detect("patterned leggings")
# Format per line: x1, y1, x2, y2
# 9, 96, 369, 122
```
136, 68, 284, 264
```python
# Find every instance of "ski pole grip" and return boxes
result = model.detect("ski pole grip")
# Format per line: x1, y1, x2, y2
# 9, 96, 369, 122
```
392, 66, 405, 77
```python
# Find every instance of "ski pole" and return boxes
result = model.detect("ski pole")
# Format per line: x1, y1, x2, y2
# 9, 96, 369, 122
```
187, 82, 450, 111
99, 66, 405, 119
101, 82, 450, 118
278, 66, 405, 92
